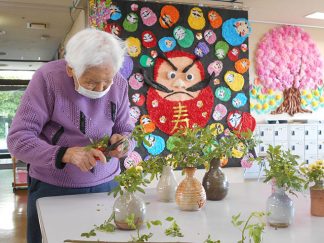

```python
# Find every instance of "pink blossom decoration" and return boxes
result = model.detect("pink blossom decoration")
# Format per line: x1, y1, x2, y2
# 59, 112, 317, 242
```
240, 153, 254, 168
255, 25, 324, 116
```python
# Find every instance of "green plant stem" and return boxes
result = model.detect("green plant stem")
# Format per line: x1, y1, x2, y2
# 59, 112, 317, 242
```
240, 214, 253, 242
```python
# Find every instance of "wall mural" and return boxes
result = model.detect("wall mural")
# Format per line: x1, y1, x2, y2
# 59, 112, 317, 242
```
252, 25, 324, 116
89, 0, 253, 167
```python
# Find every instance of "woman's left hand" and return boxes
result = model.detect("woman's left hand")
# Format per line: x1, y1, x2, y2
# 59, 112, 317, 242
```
108, 134, 129, 158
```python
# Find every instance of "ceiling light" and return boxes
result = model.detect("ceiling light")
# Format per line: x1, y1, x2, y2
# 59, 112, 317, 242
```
305, 12, 324, 20
27, 23, 47, 30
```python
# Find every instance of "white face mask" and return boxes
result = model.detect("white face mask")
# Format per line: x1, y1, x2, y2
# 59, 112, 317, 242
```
76, 82, 111, 99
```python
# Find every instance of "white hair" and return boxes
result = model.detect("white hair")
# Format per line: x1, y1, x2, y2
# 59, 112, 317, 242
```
65, 28, 126, 78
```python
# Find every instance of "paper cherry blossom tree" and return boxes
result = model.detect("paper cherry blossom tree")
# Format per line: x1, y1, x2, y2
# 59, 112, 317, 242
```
255, 25, 323, 116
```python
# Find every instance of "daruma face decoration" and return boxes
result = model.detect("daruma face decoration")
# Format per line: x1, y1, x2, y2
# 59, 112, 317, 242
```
145, 50, 214, 135
109, 4, 122, 21
173, 26, 194, 48
141, 30, 157, 48
140, 115, 156, 133
131, 93, 145, 106
129, 106, 141, 124
126, 37, 141, 57
235, 58, 250, 74
140, 7, 157, 26
159, 5, 179, 28
123, 12, 139, 32
213, 103, 227, 121
208, 60, 223, 77
224, 71, 244, 92
204, 29, 216, 44
227, 110, 256, 133
208, 10, 222, 29
104, 23, 122, 36
188, 7, 206, 30
129, 73, 144, 90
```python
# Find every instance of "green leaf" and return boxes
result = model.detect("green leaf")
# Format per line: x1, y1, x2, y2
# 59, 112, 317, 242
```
136, 186, 145, 194
165, 216, 174, 221
146, 222, 151, 229
151, 220, 162, 226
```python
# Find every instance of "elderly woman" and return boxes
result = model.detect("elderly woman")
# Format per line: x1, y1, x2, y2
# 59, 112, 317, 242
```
7, 28, 134, 243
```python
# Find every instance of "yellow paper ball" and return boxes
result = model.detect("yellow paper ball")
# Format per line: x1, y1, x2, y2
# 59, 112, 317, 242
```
320, 96, 324, 103
301, 99, 307, 106
250, 103, 255, 109
268, 89, 274, 95
311, 101, 318, 107
275, 94, 282, 100
257, 94, 264, 100
256, 104, 262, 110
314, 90, 320, 97
269, 99, 276, 106
251, 89, 257, 95
301, 90, 307, 96
262, 103, 269, 110
306, 93, 313, 100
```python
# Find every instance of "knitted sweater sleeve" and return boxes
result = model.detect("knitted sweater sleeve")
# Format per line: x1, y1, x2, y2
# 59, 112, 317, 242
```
112, 76, 135, 154
7, 69, 61, 169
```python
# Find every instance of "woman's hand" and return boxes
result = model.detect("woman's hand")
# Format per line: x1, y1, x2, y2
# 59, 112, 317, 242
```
108, 134, 129, 159
62, 147, 107, 172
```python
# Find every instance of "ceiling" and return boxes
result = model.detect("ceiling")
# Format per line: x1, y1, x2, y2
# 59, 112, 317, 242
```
0, 0, 324, 72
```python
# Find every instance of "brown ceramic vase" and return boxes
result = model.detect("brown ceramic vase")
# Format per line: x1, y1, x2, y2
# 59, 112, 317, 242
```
310, 181, 324, 217
176, 167, 206, 211
202, 158, 229, 200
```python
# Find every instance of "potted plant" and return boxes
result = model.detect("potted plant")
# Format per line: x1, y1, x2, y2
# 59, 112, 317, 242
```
300, 160, 324, 216
165, 126, 217, 211
141, 154, 178, 203
109, 164, 151, 230
256, 145, 305, 228
202, 128, 257, 200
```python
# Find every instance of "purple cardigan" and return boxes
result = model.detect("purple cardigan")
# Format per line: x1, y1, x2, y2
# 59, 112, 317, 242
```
7, 59, 134, 188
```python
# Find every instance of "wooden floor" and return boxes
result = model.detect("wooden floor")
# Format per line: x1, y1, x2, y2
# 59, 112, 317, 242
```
0, 169, 27, 243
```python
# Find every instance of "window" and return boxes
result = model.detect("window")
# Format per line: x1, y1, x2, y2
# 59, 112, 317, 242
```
0, 72, 30, 165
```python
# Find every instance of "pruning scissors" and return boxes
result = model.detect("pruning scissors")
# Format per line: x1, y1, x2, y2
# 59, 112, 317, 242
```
90, 137, 128, 173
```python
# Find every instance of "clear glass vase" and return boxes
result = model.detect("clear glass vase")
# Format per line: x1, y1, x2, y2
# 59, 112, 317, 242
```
157, 165, 178, 202
176, 167, 206, 211
113, 191, 146, 230
266, 185, 294, 228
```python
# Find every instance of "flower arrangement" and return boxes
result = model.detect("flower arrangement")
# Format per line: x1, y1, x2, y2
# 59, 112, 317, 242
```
110, 164, 150, 197
300, 160, 324, 189
166, 125, 213, 169
170, 125, 257, 168
256, 145, 305, 195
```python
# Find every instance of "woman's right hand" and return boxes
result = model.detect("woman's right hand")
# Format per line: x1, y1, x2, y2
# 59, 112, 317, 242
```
62, 147, 107, 172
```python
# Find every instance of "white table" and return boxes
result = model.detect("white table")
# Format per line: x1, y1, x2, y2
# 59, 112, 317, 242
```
36, 181, 324, 243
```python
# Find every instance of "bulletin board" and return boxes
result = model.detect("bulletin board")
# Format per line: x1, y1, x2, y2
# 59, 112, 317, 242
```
89, 0, 254, 167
